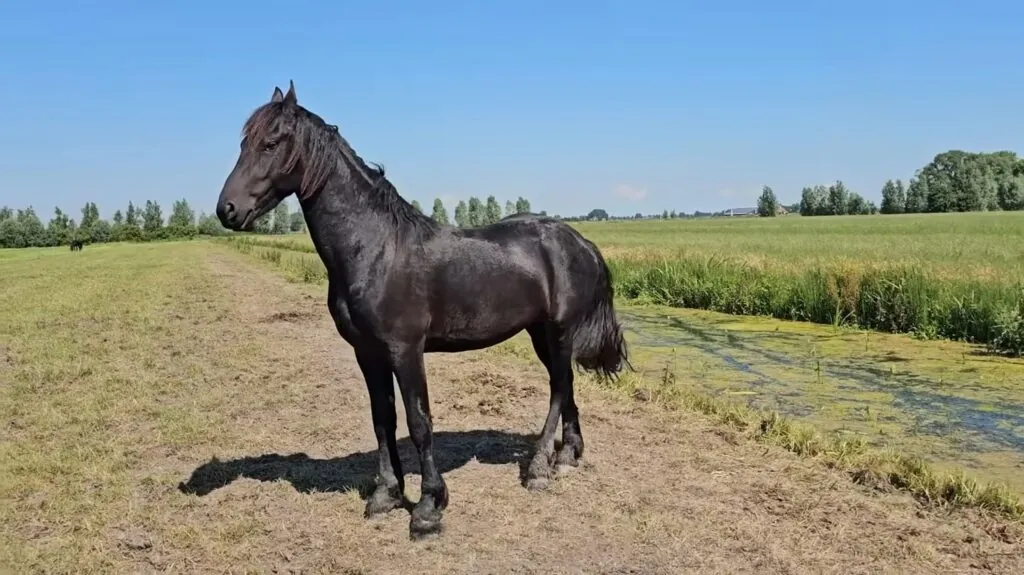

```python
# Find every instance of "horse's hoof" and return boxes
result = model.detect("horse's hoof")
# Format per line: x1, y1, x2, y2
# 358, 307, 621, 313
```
555, 448, 580, 470
409, 515, 443, 541
525, 476, 550, 491
364, 488, 403, 518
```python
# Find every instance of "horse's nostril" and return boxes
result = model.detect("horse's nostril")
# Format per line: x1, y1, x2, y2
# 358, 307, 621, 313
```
224, 202, 236, 216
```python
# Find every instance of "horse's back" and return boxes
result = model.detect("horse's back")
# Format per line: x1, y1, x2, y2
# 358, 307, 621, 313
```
445, 216, 607, 315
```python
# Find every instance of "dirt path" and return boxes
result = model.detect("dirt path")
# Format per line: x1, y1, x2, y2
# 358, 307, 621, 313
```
97, 247, 1024, 573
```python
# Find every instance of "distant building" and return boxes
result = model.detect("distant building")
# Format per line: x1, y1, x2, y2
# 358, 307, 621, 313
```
724, 207, 757, 216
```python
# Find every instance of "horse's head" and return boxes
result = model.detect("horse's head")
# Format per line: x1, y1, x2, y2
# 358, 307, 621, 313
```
216, 81, 306, 231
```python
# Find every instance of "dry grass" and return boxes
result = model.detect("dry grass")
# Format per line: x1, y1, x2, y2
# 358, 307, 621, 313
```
2, 241, 1024, 573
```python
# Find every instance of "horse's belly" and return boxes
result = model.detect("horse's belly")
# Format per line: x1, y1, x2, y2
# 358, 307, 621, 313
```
424, 324, 526, 353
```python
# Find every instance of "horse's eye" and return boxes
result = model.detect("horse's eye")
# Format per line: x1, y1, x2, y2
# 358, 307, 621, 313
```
263, 141, 277, 152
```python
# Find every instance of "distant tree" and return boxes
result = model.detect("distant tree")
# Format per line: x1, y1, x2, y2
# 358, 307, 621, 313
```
515, 197, 531, 214
467, 196, 483, 227
893, 179, 907, 213
289, 211, 305, 232
799, 187, 817, 216
756, 185, 778, 217
431, 198, 450, 226
89, 219, 112, 243
846, 192, 870, 215
47, 207, 72, 246
0, 217, 22, 248
484, 195, 502, 224
79, 202, 99, 232
16, 207, 46, 247
586, 208, 608, 220
125, 201, 140, 228
812, 185, 830, 215
504, 200, 516, 218
168, 198, 197, 237
905, 177, 928, 213
197, 212, 229, 236
142, 200, 163, 234
0, 207, 12, 222
997, 176, 1024, 211
454, 200, 469, 227
880, 180, 904, 214
271, 201, 290, 234
826, 181, 849, 215
410, 199, 423, 214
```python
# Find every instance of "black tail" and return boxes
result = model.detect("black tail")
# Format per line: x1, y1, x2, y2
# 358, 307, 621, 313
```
565, 239, 631, 380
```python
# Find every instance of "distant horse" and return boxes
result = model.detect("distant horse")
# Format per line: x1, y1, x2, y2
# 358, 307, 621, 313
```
69, 239, 84, 251
215, 82, 630, 540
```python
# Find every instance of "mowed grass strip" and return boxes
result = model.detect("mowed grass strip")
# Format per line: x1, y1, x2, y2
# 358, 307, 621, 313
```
0, 242, 314, 571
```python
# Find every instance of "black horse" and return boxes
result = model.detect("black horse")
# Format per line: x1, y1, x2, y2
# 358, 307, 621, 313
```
69, 239, 84, 251
215, 82, 629, 540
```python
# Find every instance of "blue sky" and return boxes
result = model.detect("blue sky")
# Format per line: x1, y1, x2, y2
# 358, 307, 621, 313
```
0, 1, 1021, 220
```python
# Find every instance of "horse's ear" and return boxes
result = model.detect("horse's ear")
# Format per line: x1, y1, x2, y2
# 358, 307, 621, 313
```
271, 86, 284, 103
283, 80, 297, 107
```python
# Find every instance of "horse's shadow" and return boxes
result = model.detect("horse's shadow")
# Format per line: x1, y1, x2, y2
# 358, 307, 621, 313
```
178, 429, 536, 499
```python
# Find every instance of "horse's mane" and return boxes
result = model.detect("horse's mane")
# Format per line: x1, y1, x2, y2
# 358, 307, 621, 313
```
241, 101, 437, 236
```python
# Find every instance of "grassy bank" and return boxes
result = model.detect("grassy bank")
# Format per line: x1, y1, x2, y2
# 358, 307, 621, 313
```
609, 255, 1024, 355
578, 361, 1024, 521
221, 236, 1024, 522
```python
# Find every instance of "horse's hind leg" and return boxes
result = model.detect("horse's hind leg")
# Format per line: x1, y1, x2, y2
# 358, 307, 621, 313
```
524, 322, 571, 490
555, 356, 583, 471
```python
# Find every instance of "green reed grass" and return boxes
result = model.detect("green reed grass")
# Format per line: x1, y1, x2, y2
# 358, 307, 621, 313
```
608, 256, 1024, 355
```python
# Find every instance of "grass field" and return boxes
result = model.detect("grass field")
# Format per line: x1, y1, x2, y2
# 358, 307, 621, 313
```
575, 212, 1024, 282
230, 211, 1024, 355
4, 240, 1024, 572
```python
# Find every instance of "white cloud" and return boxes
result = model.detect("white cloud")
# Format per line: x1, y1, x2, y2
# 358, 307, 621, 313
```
614, 184, 647, 201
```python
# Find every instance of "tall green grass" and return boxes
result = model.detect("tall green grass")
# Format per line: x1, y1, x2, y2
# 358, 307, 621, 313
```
225, 236, 325, 283
609, 255, 1024, 355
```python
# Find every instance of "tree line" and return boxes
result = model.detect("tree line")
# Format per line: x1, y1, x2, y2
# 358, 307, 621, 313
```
0, 199, 242, 249
754, 183, 878, 218
0, 194, 536, 249
252, 194, 535, 230
7, 148, 1019, 245
754, 149, 1024, 218
878, 150, 1024, 214
416, 195, 533, 227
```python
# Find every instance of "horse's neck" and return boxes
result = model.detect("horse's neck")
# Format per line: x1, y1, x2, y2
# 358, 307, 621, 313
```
301, 180, 397, 289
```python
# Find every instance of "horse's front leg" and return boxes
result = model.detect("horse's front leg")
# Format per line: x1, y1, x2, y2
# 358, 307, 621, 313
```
391, 343, 448, 540
354, 349, 405, 518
